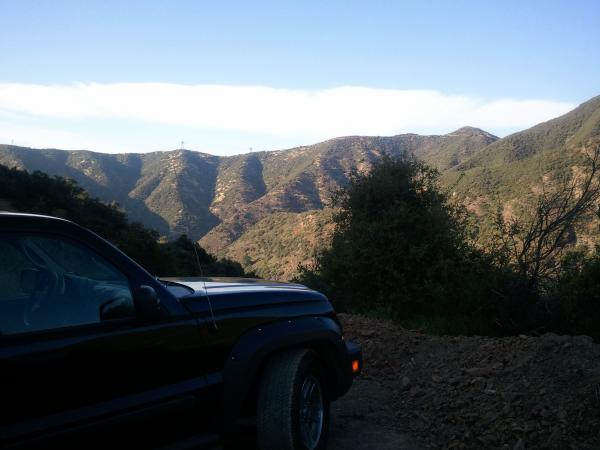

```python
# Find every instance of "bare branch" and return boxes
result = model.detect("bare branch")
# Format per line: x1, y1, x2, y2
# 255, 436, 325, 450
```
495, 140, 600, 289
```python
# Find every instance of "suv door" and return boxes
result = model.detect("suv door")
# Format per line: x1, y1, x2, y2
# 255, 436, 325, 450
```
0, 231, 207, 448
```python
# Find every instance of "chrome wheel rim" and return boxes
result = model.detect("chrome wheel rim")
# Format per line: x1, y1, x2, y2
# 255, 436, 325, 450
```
299, 375, 324, 450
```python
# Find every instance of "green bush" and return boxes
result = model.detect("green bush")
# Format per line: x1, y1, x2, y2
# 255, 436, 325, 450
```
296, 155, 515, 334
558, 248, 600, 340
0, 165, 247, 278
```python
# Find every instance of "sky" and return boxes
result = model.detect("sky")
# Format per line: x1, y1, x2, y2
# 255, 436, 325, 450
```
0, 0, 599, 155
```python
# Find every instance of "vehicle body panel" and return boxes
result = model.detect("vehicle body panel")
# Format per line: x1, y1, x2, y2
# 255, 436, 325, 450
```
0, 213, 361, 448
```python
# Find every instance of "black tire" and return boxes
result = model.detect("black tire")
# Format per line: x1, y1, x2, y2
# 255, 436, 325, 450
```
257, 349, 330, 450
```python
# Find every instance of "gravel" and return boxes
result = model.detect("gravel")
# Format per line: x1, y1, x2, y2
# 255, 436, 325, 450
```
338, 313, 600, 450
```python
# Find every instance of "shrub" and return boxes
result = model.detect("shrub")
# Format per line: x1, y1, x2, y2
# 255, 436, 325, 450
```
558, 248, 600, 340
296, 155, 510, 334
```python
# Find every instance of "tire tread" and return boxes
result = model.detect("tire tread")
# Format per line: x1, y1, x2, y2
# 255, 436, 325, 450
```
257, 349, 315, 450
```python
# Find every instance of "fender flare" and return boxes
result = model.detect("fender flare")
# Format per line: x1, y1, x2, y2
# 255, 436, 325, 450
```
217, 316, 350, 430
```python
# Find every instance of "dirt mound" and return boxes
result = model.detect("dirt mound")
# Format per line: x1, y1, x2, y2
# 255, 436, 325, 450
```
338, 314, 600, 449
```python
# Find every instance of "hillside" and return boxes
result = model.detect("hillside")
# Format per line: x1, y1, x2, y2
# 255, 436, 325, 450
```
0, 165, 246, 278
0, 128, 496, 272
220, 208, 336, 281
441, 95, 600, 243
198, 131, 497, 254
0, 147, 221, 236
447, 96, 600, 190
1, 95, 599, 280
461, 95, 600, 169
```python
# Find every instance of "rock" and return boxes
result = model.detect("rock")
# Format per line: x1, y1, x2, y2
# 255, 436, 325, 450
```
545, 428, 562, 449
541, 333, 569, 343
572, 335, 594, 347
409, 386, 423, 397
401, 376, 411, 389
464, 367, 493, 377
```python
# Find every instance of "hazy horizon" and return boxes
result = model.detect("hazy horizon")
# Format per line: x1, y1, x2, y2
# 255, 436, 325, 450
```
1, 1, 598, 155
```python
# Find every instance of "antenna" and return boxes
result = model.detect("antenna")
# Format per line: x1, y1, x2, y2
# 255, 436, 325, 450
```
192, 242, 218, 332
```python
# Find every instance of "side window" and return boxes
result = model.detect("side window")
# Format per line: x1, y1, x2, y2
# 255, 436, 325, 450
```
0, 233, 135, 336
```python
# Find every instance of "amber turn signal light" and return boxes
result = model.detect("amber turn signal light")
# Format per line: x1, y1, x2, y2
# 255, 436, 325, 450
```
352, 359, 360, 374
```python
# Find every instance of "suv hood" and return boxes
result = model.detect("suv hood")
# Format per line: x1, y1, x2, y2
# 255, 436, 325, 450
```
161, 277, 312, 296
161, 277, 330, 316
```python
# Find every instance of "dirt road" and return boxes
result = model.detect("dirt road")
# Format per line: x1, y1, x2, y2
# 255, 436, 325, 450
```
329, 379, 423, 450
220, 378, 423, 450
220, 313, 600, 449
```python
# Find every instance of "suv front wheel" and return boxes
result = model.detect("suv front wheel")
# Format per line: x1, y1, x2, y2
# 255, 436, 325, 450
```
257, 349, 330, 450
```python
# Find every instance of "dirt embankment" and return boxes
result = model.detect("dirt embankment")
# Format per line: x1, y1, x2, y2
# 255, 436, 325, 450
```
338, 314, 600, 450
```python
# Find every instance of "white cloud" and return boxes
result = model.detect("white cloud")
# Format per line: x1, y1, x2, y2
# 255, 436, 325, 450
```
0, 83, 577, 153
0, 122, 114, 151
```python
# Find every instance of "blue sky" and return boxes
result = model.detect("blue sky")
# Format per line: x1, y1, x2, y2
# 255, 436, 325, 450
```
0, 0, 599, 155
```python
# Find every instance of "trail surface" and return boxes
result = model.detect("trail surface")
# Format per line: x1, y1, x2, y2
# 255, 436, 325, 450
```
328, 379, 423, 450
220, 378, 423, 450
219, 313, 600, 449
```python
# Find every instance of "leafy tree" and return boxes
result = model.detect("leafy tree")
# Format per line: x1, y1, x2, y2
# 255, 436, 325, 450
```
0, 165, 247, 278
297, 155, 504, 331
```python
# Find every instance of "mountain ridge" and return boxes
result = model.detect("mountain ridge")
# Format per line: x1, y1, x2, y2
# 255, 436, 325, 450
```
1, 95, 599, 279
0, 127, 499, 245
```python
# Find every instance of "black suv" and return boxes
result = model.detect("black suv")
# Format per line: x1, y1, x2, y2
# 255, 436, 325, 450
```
0, 213, 361, 450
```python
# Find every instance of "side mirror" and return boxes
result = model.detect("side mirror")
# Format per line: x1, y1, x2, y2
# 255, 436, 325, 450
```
100, 297, 136, 321
134, 285, 161, 321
